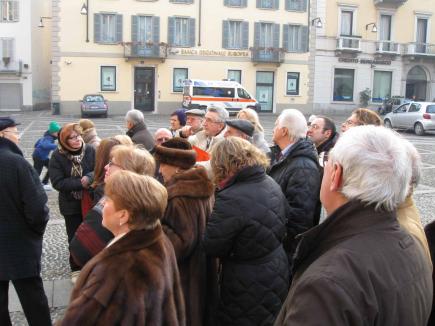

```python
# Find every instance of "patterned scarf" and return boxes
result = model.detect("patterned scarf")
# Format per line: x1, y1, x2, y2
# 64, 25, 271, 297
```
59, 144, 86, 200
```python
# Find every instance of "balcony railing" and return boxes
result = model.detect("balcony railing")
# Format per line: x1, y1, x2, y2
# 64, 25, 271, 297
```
375, 41, 400, 54
403, 43, 435, 56
374, 0, 407, 7
336, 36, 361, 52
122, 42, 168, 60
0, 59, 21, 75
250, 47, 285, 64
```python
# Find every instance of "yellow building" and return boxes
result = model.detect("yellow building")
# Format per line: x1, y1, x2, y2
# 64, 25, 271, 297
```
52, 0, 314, 115
313, 0, 435, 114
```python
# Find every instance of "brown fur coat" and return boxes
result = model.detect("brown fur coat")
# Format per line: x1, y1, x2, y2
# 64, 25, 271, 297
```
162, 166, 215, 326
59, 225, 186, 326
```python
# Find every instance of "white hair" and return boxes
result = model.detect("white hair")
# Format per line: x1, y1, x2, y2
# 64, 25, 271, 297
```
125, 109, 144, 126
277, 109, 307, 141
329, 125, 412, 212
207, 104, 229, 123
154, 128, 172, 139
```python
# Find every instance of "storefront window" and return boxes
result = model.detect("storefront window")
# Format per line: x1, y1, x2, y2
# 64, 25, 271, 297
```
286, 72, 299, 95
100, 66, 116, 91
333, 68, 354, 101
228, 70, 241, 83
372, 71, 392, 102
173, 68, 188, 92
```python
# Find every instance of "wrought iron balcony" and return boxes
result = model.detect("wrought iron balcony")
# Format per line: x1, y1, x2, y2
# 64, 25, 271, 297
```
0, 58, 22, 75
250, 47, 285, 64
403, 43, 435, 57
375, 41, 400, 54
336, 36, 361, 52
374, 0, 407, 7
122, 42, 168, 60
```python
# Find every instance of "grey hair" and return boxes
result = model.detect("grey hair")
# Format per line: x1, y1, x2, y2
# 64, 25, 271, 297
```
125, 109, 145, 126
277, 109, 307, 141
329, 125, 412, 212
207, 104, 229, 123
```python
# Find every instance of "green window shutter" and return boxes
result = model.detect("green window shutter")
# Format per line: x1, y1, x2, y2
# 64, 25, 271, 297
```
299, 25, 308, 52
168, 17, 175, 45
274, 0, 279, 9
188, 18, 196, 47
242, 21, 249, 49
152, 16, 160, 43
131, 16, 138, 42
301, 0, 307, 11
94, 14, 101, 43
222, 20, 229, 49
116, 15, 123, 43
241, 0, 247, 7
254, 22, 260, 47
283, 24, 289, 51
273, 23, 280, 48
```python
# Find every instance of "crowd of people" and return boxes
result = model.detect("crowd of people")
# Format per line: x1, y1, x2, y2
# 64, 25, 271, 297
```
0, 104, 434, 326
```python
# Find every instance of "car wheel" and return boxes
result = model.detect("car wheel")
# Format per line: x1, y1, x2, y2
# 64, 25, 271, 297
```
414, 122, 425, 136
384, 119, 392, 129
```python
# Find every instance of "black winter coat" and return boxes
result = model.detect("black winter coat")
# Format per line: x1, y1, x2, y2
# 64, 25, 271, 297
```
0, 137, 49, 280
203, 166, 289, 326
126, 122, 155, 151
275, 200, 433, 326
268, 139, 321, 256
49, 145, 95, 216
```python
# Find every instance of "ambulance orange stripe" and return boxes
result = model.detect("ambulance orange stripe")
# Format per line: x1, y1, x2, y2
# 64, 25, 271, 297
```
190, 97, 256, 102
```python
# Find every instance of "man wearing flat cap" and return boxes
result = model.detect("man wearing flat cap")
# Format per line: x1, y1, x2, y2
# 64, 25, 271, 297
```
225, 119, 255, 140
176, 108, 205, 139
0, 117, 51, 325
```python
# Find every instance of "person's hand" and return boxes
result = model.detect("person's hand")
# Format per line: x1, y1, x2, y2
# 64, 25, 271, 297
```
81, 176, 90, 189
181, 125, 193, 137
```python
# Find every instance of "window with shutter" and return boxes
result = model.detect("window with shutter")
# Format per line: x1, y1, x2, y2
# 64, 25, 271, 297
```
224, 21, 244, 49
257, 0, 275, 9
171, 17, 192, 47
1, 1, 19, 22
224, 0, 244, 7
286, 0, 306, 11
284, 24, 307, 52
96, 13, 120, 44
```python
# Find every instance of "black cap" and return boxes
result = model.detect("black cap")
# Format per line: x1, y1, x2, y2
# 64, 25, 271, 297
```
0, 117, 20, 132
226, 119, 255, 137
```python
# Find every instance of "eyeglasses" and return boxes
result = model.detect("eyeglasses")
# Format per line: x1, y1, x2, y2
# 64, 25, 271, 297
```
204, 117, 222, 124
68, 134, 81, 140
107, 160, 122, 169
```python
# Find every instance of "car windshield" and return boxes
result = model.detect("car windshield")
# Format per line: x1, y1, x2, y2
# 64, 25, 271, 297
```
84, 95, 104, 102
426, 105, 435, 114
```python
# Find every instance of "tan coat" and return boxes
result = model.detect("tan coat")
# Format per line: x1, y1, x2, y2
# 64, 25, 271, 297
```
59, 226, 186, 326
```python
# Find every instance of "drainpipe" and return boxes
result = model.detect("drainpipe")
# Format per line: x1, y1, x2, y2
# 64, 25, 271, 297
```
307, 0, 311, 52
198, 0, 202, 46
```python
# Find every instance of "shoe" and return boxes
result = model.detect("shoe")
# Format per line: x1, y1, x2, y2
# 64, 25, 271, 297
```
71, 271, 80, 284
43, 184, 52, 191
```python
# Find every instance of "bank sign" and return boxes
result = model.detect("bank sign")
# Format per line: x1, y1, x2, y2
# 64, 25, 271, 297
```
338, 57, 392, 65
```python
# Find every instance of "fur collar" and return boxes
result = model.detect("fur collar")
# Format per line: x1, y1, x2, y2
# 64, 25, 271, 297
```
166, 166, 214, 200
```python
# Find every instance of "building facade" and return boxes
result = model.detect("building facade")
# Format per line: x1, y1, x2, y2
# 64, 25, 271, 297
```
313, 0, 435, 114
0, 0, 51, 111
53, 0, 313, 115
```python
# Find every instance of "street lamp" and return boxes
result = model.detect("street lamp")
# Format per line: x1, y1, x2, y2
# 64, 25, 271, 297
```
311, 17, 323, 28
38, 16, 52, 28
81, 1, 89, 42
365, 23, 377, 33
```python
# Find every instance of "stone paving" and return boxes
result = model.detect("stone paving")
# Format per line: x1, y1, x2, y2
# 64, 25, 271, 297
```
5, 110, 435, 325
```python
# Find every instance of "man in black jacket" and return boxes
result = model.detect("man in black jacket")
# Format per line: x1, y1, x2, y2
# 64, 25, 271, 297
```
268, 109, 321, 263
125, 109, 155, 151
306, 116, 339, 168
0, 117, 51, 326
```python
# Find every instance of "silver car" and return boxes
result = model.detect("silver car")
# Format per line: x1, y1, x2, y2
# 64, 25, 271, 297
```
383, 102, 435, 136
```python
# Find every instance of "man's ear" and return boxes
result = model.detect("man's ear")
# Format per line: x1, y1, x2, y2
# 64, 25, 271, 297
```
330, 163, 343, 192
324, 129, 332, 139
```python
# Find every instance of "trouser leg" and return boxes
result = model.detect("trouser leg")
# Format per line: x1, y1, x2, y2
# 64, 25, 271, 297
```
0, 280, 12, 326
33, 156, 44, 176
64, 214, 83, 271
12, 276, 51, 326
41, 159, 50, 184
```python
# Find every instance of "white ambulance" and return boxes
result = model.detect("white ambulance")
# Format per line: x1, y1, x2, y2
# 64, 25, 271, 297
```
182, 79, 261, 114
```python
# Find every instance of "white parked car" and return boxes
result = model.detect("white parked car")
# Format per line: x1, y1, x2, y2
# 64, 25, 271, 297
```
383, 101, 435, 136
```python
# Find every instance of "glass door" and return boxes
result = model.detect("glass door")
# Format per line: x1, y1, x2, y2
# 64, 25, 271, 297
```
134, 67, 155, 111
256, 71, 274, 112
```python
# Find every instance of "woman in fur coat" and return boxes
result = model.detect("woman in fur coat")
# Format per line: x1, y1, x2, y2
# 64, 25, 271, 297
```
59, 171, 185, 325
154, 137, 215, 326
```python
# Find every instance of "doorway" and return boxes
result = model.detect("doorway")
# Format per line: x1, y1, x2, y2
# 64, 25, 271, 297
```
405, 66, 427, 101
134, 67, 155, 111
256, 71, 274, 112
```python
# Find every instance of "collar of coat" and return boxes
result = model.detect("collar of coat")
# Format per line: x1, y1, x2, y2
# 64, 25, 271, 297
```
218, 165, 266, 191
292, 200, 398, 274
126, 122, 147, 137
270, 138, 319, 168
165, 166, 214, 200
0, 137, 23, 156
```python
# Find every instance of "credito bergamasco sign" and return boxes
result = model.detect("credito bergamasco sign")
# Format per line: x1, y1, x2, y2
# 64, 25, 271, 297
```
179, 49, 249, 57
338, 57, 392, 65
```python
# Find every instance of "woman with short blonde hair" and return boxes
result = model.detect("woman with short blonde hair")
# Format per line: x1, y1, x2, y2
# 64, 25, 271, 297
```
60, 171, 185, 325
113, 134, 133, 146
237, 108, 270, 154
204, 137, 289, 325
110, 145, 155, 177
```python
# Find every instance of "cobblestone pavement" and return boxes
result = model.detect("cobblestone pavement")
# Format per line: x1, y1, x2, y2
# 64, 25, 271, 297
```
5, 110, 435, 325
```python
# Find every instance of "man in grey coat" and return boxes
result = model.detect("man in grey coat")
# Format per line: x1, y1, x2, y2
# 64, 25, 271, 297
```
0, 117, 51, 326
125, 109, 155, 151
275, 125, 432, 326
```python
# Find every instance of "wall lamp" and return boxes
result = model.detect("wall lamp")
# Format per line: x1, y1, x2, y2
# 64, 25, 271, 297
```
80, 0, 89, 42
38, 16, 52, 28
311, 17, 323, 28
365, 23, 377, 33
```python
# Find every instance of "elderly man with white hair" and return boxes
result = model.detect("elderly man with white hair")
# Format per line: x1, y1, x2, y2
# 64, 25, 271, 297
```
125, 109, 154, 151
268, 109, 321, 267
274, 126, 432, 326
